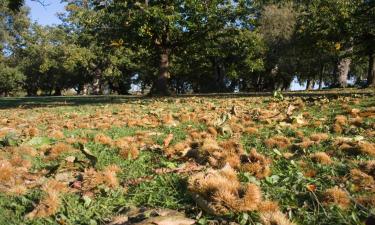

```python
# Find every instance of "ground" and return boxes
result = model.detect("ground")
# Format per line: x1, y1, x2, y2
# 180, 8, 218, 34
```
0, 93, 374, 225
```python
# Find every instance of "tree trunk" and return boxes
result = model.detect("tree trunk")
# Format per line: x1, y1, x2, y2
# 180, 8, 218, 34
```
27, 87, 38, 96
213, 58, 224, 92
92, 68, 102, 95
306, 79, 314, 90
217, 64, 226, 92
151, 48, 171, 95
318, 66, 325, 90
82, 84, 89, 95
368, 50, 375, 87
76, 84, 83, 95
336, 57, 351, 88
54, 87, 62, 96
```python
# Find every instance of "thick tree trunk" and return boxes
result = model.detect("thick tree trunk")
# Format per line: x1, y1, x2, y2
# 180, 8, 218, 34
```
82, 84, 89, 95
306, 79, 314, 90
318, 66, 325, 90
76, 84, 83, 95
229, 79, 238, 92
368, 50, 375, 87
54, 87, 62, 96
213, 58, 224, 92
336, 57, 351, 88
218, 65, 226, 92
92, 68, 102, 95
151, 48, 171, 95
27, 88, 37, 97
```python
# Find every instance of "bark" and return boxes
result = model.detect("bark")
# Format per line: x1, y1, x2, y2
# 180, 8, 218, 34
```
318, 66, 325, 90
151, 48, 171, 96
149, 1, 173, 96
76, 84, 83, 95
27, 88, 37, 97
368, 50, 375, 87
82, 84, 89, 95
306, 79, 314, 90
92, 68, 102, 95
336, 57, 351, 88
54, 87, 62, 96
282, 80, 291, 91
212, 58, 226, 92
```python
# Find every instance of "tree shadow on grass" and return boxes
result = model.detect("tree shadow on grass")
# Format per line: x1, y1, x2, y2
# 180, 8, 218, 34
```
0, 96, 143, 109
0, 89, 374, 109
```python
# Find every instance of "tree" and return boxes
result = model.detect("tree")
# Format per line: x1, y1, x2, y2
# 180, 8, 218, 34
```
76, 0, 258, 95
0, 0, 29, 96
14, 24, 94, 96
297, 0, 362, 88
0, 64, 25, 96
352, 0, 375, 87
6, 0, 47, 11
62, 0, 139, 95
258, 3, 298, 91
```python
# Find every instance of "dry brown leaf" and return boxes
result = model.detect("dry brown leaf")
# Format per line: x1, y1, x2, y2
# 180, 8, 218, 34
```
163, 134, 174, 148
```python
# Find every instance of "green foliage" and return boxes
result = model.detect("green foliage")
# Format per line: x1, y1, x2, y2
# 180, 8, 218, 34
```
1, 0, 375, 95
0, 64, 25, 96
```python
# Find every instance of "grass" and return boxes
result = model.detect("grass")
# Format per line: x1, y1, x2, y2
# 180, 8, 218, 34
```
0, 94, 374, 225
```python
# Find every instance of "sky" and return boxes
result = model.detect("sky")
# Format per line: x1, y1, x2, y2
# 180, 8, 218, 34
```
26, 0, 66, 26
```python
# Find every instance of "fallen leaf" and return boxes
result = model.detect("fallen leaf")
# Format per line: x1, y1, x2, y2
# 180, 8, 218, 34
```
108, 215, 128, 225
306, 184, 316, 192
65, 156, 76, 163
27, 137, 52, 148
136, 215, 195, 225
286, 104, 296, 116
163, 134, 174, 148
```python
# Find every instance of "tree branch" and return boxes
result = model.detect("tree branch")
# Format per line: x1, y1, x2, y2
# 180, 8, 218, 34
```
31, 0, 51, 8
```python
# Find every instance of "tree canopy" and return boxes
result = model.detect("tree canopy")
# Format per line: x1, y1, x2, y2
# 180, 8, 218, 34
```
0, 0, 374, 96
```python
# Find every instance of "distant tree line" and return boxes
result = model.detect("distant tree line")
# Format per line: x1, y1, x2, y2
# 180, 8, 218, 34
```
1, 0, 374, 96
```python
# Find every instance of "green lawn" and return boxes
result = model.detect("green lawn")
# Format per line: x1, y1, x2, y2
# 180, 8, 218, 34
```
0, 94, 374, 225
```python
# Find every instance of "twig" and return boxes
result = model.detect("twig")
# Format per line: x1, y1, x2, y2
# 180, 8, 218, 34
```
31, 0, 50, 7
310, 191, 328, 217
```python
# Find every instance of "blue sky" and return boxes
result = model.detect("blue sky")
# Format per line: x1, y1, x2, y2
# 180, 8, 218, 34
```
26, 0, 66, 26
